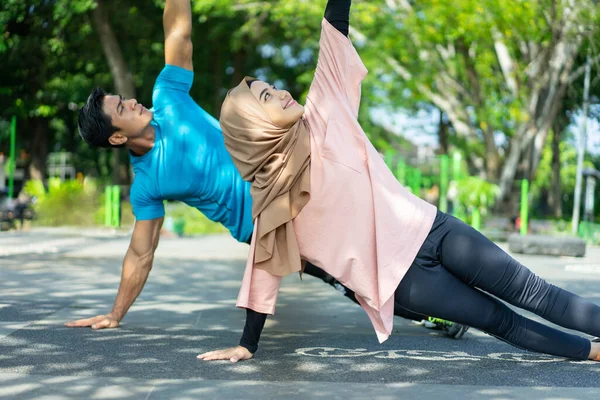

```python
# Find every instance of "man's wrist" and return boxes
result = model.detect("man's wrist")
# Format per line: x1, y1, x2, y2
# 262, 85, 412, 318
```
107, 311, 122, 322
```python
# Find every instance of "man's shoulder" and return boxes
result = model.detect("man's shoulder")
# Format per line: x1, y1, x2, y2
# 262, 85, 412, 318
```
152, 65, 194, 94
130, 173, 156, 200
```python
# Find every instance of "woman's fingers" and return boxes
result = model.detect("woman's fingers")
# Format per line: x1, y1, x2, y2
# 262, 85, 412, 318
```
198, 347, 254, 363
197, 347, 239, 361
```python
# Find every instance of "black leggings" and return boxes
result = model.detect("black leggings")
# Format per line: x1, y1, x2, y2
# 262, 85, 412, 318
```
395, 211, 600, 360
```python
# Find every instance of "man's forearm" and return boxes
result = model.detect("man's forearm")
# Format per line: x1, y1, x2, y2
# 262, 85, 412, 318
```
164, 0, 192, 37
110, 249, 154, 321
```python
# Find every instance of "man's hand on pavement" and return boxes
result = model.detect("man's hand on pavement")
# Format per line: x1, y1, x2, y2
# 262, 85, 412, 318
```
64, 313, 120, 330
197, 346, 253, 363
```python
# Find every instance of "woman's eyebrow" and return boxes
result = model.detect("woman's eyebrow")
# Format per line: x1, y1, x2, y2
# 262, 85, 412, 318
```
260, 88, 269, 101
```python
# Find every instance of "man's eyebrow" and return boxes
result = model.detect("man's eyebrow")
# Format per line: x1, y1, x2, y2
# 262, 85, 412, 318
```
260, 88, 269, 102
117, 95, 123, 113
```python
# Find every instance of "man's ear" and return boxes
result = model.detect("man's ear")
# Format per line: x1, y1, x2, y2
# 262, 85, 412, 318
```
108, 133, 128, 146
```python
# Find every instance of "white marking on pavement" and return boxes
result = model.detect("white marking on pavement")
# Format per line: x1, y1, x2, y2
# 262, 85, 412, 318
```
144, 385, 155, 400
565, 264, 600, 274
294, 347, 596, 364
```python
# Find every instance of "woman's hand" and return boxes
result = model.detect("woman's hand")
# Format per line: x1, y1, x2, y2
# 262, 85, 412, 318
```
197, 346, 254, 363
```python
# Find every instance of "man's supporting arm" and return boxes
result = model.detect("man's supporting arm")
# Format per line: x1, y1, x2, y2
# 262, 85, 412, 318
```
65, 217, 163, 329
164, 0, 193, 71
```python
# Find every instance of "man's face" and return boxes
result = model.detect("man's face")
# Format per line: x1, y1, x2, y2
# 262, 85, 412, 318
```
102, 95, 153, 145
249, 81, 305, 128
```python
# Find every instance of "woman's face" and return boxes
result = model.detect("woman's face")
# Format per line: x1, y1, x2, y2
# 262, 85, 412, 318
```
249, 80, 305, 128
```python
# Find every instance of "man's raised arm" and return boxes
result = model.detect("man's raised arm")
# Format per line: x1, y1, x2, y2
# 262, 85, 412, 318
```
65, 218, 163, 329
164, 0, 193, 71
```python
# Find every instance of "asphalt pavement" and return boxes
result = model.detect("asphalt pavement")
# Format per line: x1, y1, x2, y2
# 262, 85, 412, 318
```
1, 229, 599, 399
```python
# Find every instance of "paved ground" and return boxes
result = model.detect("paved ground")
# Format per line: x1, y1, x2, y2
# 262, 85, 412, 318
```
0, 228, 599, 399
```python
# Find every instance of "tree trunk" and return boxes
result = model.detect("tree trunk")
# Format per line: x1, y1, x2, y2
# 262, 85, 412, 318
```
457, 38, 500, 181
91, 0, 136, 185
437, 110, 448, 155
548, 121, 563, 218
213, 45, 224, 118
231, 48, 247, 88
497, 124, 529, 202
28, 118, 49, 181
483, 126, 500, 182
498, 49, 580, 200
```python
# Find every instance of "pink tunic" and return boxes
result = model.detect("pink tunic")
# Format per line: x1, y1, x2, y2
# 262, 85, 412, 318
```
237, 19, 437, 343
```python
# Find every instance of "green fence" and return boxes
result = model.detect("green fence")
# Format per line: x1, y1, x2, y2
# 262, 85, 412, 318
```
578, 221, 600, 244
104, 185, 121, 228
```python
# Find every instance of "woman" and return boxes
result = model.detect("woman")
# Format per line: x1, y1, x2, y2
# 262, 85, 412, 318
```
198, 0, 600, 363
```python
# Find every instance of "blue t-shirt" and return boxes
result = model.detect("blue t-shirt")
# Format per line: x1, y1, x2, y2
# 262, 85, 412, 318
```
129, 65, 254, 242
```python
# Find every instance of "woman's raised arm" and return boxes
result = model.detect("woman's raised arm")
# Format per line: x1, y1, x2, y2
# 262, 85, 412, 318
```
324, 0, 351, 37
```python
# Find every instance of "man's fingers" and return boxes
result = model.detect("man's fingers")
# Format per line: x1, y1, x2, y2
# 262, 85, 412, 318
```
91, 318, 112, 330
64, 316, 101, 327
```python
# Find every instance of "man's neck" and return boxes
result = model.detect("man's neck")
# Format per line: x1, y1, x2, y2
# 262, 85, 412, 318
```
127, 123, 156, 157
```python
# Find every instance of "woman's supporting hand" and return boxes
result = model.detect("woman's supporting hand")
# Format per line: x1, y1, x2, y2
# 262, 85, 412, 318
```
197, 346, 254, 363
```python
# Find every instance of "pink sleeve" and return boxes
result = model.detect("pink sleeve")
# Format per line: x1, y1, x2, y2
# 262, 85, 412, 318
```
236, 220, 282, 314
307, 18, 368, 120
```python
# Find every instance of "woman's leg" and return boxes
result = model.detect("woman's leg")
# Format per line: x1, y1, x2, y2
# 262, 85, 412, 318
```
437, 215, 600, 338
395, 259, 593, 360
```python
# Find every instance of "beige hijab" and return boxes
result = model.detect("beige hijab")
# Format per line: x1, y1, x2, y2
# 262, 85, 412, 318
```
220, 77, 311, 277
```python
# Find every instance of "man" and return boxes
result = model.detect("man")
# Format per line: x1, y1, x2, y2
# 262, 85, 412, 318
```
67, 0, 467, 340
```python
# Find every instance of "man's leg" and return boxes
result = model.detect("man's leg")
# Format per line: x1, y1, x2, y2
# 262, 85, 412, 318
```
303, 262, 469, 338
303, 262, 361, 305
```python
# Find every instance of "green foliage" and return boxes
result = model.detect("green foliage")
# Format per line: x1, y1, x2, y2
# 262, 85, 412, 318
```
532, 134, 596, 216
164, 202, 226, 236
93, 200, 135, 227
23, 179, 45, 199
455, 176, 500, 215
357, 0, 599, 181
3, 0, 600, 225
579, 222, 600, 245
23, 178, 140, 228
24, 178, 98, 226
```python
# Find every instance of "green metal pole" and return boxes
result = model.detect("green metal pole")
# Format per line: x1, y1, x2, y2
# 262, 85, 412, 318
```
384, 149, 395, 170
452, 151, 462, 181
406, 168, 414, 193
396, 159, 406, 185
439, 155, 449, 212
471, 208, 481, 231
104, 187, 112, 227
8, 116, 16, 199
520, 179, 529, 236
111, 185, 120, 228
412, 169, 422, 196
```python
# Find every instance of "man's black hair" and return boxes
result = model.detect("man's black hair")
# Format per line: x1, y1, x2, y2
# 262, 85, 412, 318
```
78, 88, 120, 148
